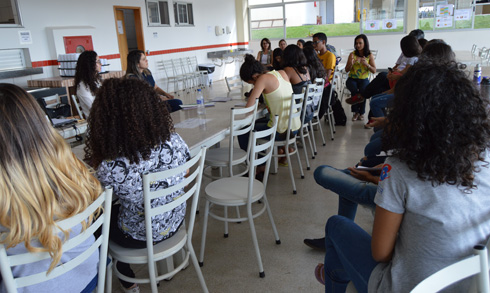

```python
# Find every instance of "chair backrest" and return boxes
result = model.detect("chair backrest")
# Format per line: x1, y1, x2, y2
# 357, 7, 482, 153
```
42, 93, 61, 107
71, 94, 85, 120
370, 49, 378, 60
228, 102, 258, 174
313, 78, 325, 111
142, 147, 206, 276
249, 115, 278, 187
328, 72, 341, 105
0, 188, 113, 293
472, 44, 478, 55
301, 85, 314, 127
340, 48, 354, 57
171, 58, 186, 76
411, 244, 490, 293
285, 93, 304, 140
160, 60, 176, 78
225, 75, 243, 92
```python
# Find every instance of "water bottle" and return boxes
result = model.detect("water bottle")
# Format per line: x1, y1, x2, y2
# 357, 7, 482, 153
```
474, 64, 482, 84
196, 89, 205, 115
481, 77, 490, 101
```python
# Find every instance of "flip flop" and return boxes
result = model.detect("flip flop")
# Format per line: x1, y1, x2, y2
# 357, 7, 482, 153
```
279, 161, 288, 167
315, 263, 325, 285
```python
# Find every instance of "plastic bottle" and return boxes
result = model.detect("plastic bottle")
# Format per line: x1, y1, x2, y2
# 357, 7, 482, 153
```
196, 89, 205, 115
481, 77, 490, 101
474, 64, 482, 84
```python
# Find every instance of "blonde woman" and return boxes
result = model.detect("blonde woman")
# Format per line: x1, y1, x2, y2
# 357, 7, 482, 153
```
0, 83, 102, 292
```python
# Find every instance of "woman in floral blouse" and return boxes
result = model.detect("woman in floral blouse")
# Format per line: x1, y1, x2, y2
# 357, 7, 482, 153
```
85, 78, 189, 293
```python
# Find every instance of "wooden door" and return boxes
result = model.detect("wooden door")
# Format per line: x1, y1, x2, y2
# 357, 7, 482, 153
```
114, 9, 129, 71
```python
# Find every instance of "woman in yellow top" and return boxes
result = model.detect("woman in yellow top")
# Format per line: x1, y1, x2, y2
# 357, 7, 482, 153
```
238, 54, 301, 169
344, 34, 376, 122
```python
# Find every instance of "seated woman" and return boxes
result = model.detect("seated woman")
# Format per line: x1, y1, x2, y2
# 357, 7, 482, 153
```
344, 34, 376, 122
85, 78, 190, 292
316, 61, 490, 292
75, 50, 102, 118
296, 39, 305, 49
125, 50, 182, 112
272, 48, 283, 71
256, 38, 273, 70
0, 83, 101, 292
238, 54, 301, 168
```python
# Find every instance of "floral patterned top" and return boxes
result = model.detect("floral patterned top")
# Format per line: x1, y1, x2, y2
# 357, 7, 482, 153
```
97, 133, 190, 242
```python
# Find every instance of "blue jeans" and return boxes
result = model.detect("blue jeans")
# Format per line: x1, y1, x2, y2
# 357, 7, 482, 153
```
369, 93, 394, 118
364, 129, 383, 157
324, 215, 379, 293
314, 165, 377, 220
346, 77, 369, 115
166, 99, 183, 112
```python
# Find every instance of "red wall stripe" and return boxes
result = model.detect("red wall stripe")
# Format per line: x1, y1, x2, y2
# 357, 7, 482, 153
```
31, 42, 249, 68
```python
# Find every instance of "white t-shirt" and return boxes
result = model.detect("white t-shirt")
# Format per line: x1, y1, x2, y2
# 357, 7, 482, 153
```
76, 81, 100, 118
395, 53, 418, 71
368, 153, 490, 292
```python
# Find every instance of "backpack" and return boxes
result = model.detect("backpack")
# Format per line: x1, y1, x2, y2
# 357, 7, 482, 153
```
332, 99, 347, 126
326, 44, 342, 65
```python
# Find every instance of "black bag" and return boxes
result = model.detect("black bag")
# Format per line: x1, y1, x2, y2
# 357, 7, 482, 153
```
45, 103, 71, 118
318, 84, 337, 119
332, 99, 347, 126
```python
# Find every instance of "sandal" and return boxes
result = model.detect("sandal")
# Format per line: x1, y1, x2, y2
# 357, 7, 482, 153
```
315, 263, 325, 285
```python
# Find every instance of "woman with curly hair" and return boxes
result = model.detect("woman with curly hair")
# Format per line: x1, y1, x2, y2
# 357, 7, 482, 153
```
0, 84, 102, 291
316, 61, 490, 292
85, 78, 189, 292
125, 50, 182, 112
75, 50, 101, 118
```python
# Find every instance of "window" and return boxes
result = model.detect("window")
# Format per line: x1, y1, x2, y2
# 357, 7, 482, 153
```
173, 2, 194, 26
147, 0, 170, 26
0, 0, 22, 26
249, 0, 404, 40
418, 0, 490, 31
0, 49, 26, 70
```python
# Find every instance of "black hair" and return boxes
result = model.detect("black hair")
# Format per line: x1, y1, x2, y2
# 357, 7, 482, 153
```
303, 46, 326, 80
313, 32, 327, 43
240, 54, 266, 82
74, 50, 100, 95
303, 41, 314, 49
419, 40, 455, 63
126, 50, 149, 79
382, 61, 490, 190
297, 39, 305, 47
282, 45, 308, 74
354, 34, 371, 57
409, 29, 425, 40
260, 38, 271, 51
272, 48, 283, 70
400, 35, 422, 58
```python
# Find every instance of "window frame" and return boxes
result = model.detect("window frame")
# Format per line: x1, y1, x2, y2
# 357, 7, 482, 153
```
0, 0, 23, 27
173, 1, 194, 26
146, 0, 171, 27
248, 0, 406, 41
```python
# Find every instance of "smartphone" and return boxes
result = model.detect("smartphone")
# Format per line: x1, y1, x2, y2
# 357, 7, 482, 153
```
355, 166, 382, 172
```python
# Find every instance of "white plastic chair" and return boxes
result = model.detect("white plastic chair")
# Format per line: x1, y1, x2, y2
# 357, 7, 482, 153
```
108, 148, 208, 293
160, 59, 187, 95
199, 116, 280, 278
172, 58, 192, 92
472, 44, 478, 56
298, 85, 315, 170
225, 75, 244, 99
310, 78, 327, 145
204, 102, 258, 179
187, 56, 209, 88
270, 93, 305, 194
411, 244, 490, 293
0, 187, 113, 293
71, 94, 85, 120
325, 72, 341, 141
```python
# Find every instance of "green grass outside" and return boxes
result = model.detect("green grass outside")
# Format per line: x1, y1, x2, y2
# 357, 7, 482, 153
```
251, 15, 490, 40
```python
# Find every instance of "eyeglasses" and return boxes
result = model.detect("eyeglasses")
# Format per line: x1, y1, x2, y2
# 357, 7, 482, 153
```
312, 40, 322, 45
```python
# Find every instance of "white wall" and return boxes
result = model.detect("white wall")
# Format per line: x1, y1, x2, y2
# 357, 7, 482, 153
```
0, 0, 242, 88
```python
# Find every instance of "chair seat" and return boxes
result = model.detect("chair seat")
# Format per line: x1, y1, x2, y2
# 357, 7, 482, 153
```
205, 177, 265, 205
204, 147, 247, 166
109, 228, 187, 264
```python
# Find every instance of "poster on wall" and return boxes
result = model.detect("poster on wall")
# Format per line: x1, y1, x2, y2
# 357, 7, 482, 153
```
19, 31, 32, 44
435, 16, 453, 28
437, 4, 454, 17
454, 9, 471, 21
382, 19, 397, 30
365, 20, 380, 31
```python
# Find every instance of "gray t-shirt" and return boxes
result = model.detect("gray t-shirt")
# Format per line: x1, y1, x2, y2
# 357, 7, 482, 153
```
368, 154, 490, 292
395, 53, 418, 71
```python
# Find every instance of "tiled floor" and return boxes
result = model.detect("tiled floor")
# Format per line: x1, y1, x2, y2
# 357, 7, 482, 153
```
111, 80, 374, 293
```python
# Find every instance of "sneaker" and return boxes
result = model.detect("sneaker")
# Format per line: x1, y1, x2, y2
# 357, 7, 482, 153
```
120, 284, 140, 293
351, 113, 359, 121
359, 115, 364, 121
346, 94, 365, 105
303, 238, 326, 251
364, 119, 374, 129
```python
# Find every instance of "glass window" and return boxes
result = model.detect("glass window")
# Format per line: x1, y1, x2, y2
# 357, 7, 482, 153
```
363, 0, 405, 35
250, 6, 284, 40
173, 2, 193, 25
0, 49, 26, 70
249, 0, 282, 5
147, 1, 170, 26
475, 2, 490, 29
419, 0, 490, 31
0, 0, 22, 26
